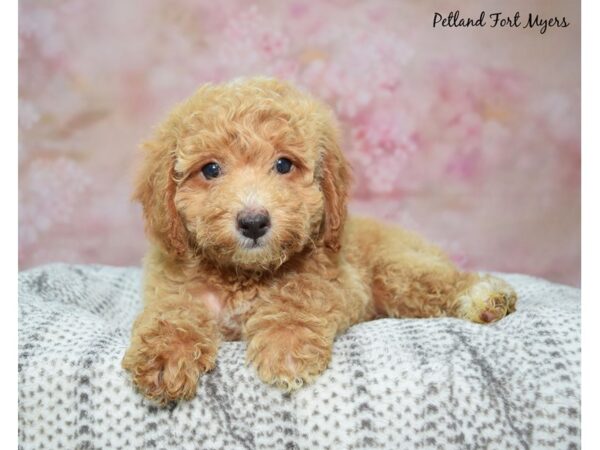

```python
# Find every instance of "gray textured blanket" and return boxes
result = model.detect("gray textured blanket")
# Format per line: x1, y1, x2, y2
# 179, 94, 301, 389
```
18, 264, 580, 449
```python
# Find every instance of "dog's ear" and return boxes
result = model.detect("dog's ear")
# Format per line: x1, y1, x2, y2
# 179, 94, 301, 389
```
319, 124, 351, 253
133, 126, 189, 258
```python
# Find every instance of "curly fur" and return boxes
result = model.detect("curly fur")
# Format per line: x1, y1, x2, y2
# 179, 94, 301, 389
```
122, 77, 517, 404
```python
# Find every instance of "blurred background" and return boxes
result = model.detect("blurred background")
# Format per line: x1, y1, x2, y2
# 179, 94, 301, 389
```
19, 0, 580, 285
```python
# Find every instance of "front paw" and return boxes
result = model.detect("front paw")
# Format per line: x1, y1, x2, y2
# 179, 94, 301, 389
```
457, 275, 517, 324
122, 319, 217, 404
246, 326, 332, 391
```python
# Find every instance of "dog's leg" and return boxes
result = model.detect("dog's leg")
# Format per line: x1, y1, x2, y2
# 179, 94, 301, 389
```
122, 293, 220, 404
243, 273, 372, 391
371, 250, 517, 324
453, 274, 518, 323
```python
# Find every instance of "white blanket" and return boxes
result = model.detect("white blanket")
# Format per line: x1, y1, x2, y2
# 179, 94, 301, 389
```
18, 264, 580, 449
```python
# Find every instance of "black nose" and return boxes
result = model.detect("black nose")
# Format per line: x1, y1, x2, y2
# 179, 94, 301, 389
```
237, 211, 271, 240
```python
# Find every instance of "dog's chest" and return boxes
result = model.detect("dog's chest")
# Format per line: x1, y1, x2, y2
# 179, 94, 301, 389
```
199, 286, 258, 341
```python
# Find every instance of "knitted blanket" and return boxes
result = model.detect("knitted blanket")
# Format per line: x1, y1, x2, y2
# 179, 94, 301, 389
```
18, 264, 580, 449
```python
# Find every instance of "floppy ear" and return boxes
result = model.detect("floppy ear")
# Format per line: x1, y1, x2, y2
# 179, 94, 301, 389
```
133, 127, 189, 258
319, 126, 351, 253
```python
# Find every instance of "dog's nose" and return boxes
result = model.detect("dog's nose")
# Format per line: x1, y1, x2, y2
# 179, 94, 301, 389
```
237, 211, 271, 240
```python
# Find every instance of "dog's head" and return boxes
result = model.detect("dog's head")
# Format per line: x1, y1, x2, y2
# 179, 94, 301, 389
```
134, 77, 349, 270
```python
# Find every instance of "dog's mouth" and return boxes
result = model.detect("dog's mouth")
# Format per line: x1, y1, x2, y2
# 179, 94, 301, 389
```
237, 235, 269, 250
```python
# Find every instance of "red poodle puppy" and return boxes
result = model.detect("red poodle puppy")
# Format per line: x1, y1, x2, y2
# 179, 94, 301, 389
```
122, 77, 517, 404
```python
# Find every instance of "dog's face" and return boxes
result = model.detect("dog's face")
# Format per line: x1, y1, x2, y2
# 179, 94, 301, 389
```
135, 78, 349, 270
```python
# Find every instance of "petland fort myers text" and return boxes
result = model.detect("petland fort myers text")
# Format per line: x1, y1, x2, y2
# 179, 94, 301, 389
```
433, 11, 570, 34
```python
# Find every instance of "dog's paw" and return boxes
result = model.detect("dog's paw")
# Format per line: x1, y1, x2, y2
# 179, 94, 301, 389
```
246, 326, 332, 391
122, 320, 217, 404
456, 275, 517, 324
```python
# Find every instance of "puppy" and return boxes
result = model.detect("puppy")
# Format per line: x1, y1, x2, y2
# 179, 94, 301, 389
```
122, 77, 517, 404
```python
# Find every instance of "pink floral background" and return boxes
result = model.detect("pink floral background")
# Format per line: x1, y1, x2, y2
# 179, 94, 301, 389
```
19, 0, 580, 285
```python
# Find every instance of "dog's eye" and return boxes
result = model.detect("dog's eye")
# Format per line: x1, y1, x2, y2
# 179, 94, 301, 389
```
274, 157, 293, 174
200, 162, 221, 180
